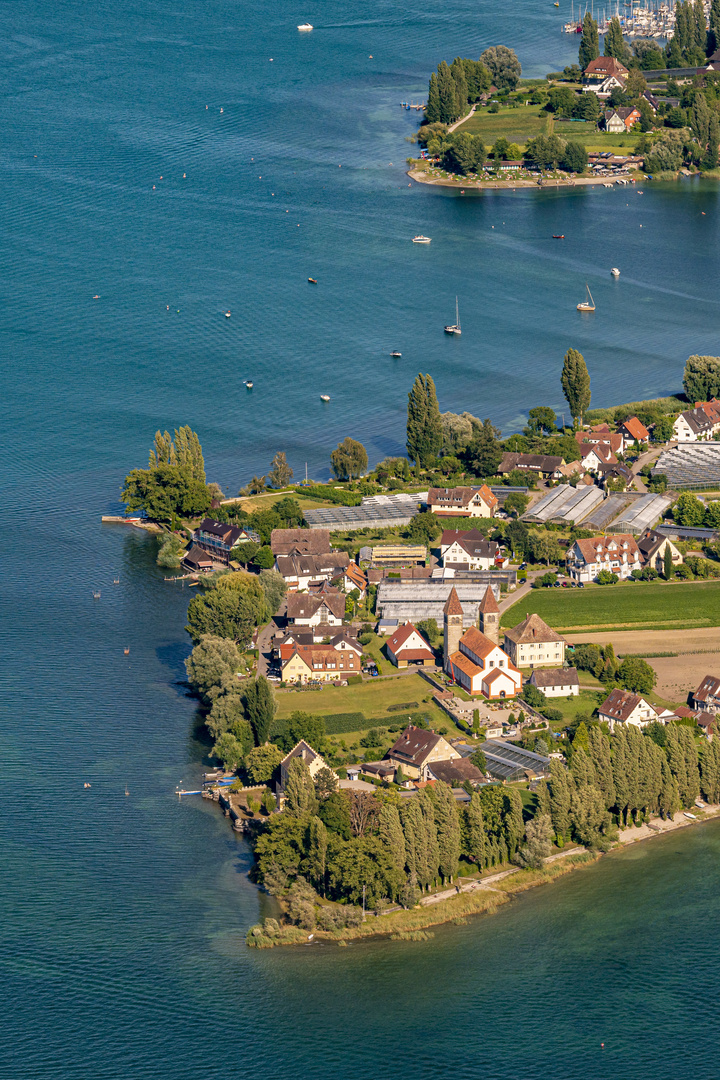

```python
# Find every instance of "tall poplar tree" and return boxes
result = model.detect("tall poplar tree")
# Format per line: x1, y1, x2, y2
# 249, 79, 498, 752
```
450, 57, 469, 112
243, 676, 276, 745
700, 737, 720, 802
570, 746, 596, 789
406, 373, 443, 466
548, 759, 573, 841
426, 72, 442, 123
378, 803, 406, 874
588, 726, 615, 808
418, 789, 440, 889
579, 12, 600, 68
434, 781, 461, 883
561, 348, 591, 427
401, 797, 423, 884
284, 757, 319, 817
465, 791, 487, 867
603, 16, 629, 62
306, 816, 328, 894
503, 788, 525, 857
708, 0, 720, 53
694, 0, 707, 48
437, 61, 461, 123
612, 726, 631, 825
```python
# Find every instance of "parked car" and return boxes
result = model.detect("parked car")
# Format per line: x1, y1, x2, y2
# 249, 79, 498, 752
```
578, 582, 585, 588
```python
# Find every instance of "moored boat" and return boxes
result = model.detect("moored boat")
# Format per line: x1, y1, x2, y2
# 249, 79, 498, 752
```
390, 351, 402, 357
297, 23, 313, 30
320, 394, 330, 401
444, 296, 461, 335
577, 283, 595, 311
611, 267, 620, 277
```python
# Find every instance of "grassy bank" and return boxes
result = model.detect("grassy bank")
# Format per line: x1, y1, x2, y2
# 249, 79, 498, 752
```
501, 580, 720, 634
247, 853, 599, 948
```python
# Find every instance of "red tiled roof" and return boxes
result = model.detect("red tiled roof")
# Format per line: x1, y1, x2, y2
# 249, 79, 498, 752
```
387, 622, 433, 658
571, 534, 640, 565
460, 625, 498, 661
693, 674, 720, 703
443, 586, 464, 616
620, 416, 650, 441
478, 585, 499, 614
599, 688, 647, 722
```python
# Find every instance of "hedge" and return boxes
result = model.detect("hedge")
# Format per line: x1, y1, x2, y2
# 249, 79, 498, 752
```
387, 701, 420, 712
299, 485, 362, 506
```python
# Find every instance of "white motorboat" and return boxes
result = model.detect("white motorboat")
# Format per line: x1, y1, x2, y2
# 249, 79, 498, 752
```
320, 394, 330, 401
225, 310, 231, 317
444, 296, 461, 335
611, 267, 620, 277
245, 380, 254, 389
297, 23, 313, 30
390, 351, 402, 357
412, 235, 431, 243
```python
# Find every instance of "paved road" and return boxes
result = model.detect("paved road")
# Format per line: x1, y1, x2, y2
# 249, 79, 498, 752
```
629, 444, 664, 493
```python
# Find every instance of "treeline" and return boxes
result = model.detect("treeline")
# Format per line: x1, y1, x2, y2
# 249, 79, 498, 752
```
425, 48, 522, 125
579, 3, 717, 73
543, 720, 720, 848
251, 761, 539, 919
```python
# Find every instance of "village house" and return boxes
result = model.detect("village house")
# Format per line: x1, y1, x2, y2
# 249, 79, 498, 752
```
582, 56, 629, 86
580, 441, 618, 472
598, 688, 658, 732
498, 452, 564, 479
598, 462, 633, 490
427, 484, 497, 518
182, 544, 216, 574
601, 106, 640, 133
618, 416, 650, 446
278, 740, 336, 793
636, 529, 683, 574
439, 529, 502, 571
281, 642, 361, 684
566, 533, 642, 583
591, 72, 627, 98
576, 428, 625, 456
529, 667, 580, 698
691, 674, 720, 713
192, 518, 255, 566
386, 622, 436, 668
274, 551, 350, 591
502, 613, 566, 668
270, 528, 332, 557
673, 407, 716, 441
285, 586, 345, 628
694, 399, 720, 433
342, 562, 368, 598
385, 724, 461, 781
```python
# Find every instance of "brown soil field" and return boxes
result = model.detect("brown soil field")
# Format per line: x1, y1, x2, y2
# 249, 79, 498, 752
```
575, 628, 720, 703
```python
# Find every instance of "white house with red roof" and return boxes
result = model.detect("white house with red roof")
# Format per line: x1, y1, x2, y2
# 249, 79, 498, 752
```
386, 622, 436, 668
618, 416, 649, 446
566, 534, 641, 583
427, 484, 497, 518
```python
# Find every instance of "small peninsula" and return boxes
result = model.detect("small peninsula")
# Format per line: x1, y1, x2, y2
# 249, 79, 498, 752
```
114, 353, 720, 948
407, 12, 720, 192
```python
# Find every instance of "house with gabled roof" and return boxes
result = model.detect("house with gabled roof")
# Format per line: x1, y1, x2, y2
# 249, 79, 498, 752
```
498, 452, 564, 479
637, 529, 683, 574
673, 407, 716, 442
529, 667, 579, 697
427, 484, 497, 518
281, 642, 361, 684
271, 528, 331, 557
598, 688, 657, 732
601, 106, 640, 133
583, 56, 629, 83
285, 587, 345, 627
502, 613, 566, 668
193, 519, 254, 565
691, 674, 720, 713
566, 534, 641, 583
580, 441, 618, 471
618, 416, 650, 445
385, 724, 460, 781
275, 551, 350, 591
278, 740, 336, 793
439, 529, 502, 571
386, 622, 436, 668
427, 757, 486, 785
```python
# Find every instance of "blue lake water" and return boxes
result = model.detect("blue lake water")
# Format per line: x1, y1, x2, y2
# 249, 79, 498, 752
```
2, 1, 719, 1076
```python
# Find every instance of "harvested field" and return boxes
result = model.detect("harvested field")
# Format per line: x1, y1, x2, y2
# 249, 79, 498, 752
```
571, 627, 720, 703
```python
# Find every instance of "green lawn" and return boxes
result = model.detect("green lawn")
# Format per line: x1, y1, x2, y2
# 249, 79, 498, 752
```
459, 104, 549, 146
275, 672, 448, 725
457, 106, 640, 154
501, 581, 720, 633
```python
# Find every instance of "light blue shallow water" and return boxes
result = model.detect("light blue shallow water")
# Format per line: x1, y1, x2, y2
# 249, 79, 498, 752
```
1, 1, 719, 1076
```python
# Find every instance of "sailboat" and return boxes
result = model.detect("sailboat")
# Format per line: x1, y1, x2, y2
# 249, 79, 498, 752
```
444, 296, 461, 335
577, 284, 595, 312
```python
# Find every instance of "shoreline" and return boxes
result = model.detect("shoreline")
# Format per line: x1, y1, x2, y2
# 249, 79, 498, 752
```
246, 803, 720, 948
408, 167, 645, 192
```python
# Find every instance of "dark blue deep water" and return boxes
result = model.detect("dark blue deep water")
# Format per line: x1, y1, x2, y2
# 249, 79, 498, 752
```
2, 2, 719, 1077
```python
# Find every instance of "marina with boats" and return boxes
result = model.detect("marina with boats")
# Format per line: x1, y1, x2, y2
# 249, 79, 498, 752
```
562, 0, 680, 38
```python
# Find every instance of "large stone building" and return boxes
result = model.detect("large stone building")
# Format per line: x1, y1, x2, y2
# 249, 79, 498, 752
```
502, 613, 566, 668
443, 585, 520, 699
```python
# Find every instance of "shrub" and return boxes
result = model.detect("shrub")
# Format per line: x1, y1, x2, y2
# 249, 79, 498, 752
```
300, 485, 362, 506
387, 702, 420, 712
346, 674, 363, 686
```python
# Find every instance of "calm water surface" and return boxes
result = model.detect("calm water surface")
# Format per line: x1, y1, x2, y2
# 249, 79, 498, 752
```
1, 1, 719, 1076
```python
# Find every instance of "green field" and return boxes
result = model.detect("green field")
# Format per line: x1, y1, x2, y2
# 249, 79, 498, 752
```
501, 581, 720, 633
457, 106, 638, 153
275, 672, 448, 725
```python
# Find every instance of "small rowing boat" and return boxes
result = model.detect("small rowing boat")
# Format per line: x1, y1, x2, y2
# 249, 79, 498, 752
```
611, 267, 620, 277
320, 394, 330, 401
308, 277, 317, 284
552, 234, 564, 239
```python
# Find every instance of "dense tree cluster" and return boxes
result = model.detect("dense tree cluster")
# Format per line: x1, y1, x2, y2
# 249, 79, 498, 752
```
122, 427, 214, 524
407, 373, 443, 466
251, 772, 527, 920
544, 721, 720, 848
683, 354, 720, 401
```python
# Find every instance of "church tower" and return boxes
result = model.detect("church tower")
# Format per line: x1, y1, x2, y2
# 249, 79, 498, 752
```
478, 585, 500, 645
443, 586, 464, 672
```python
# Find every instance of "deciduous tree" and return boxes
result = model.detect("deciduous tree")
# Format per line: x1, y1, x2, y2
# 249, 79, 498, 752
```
268, 451, 293, 488
243, 675, 277, 745
480, 45, 521, 89
245, 743, 284, 784
284, 756, 319, 817
331, 436, 368, 480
